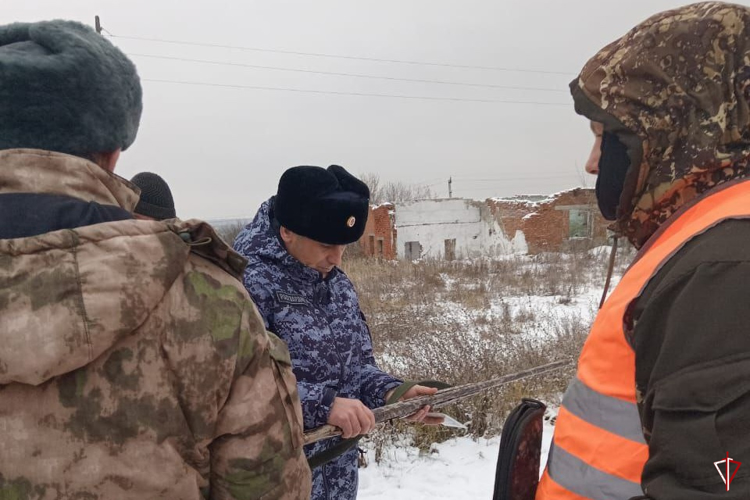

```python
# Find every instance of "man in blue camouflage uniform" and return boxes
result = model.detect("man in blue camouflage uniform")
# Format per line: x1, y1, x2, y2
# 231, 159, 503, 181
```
234, 165, 440, 500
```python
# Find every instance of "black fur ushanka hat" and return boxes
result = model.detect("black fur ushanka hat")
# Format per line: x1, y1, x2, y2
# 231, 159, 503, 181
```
274, 165, 370, 245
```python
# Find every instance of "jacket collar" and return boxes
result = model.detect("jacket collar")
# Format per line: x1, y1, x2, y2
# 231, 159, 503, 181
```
0, 148, 139, 211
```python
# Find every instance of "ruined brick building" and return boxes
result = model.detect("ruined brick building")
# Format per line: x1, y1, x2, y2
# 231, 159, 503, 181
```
358, 188, 610, 260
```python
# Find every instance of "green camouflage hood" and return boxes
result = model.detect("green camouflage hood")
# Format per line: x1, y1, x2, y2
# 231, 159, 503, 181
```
571, 1, 750, 248
0, 151, 188, 385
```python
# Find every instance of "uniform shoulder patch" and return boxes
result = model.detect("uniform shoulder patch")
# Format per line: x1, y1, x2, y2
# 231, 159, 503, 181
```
275, 290, 310, 306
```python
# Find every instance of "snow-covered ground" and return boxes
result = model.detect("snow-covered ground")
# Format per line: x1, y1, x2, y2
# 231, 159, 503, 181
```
353, 246, 633, 499
359, 418, 556, 499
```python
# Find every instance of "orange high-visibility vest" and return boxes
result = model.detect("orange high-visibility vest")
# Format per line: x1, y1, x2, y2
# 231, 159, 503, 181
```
536, 179, 750, 500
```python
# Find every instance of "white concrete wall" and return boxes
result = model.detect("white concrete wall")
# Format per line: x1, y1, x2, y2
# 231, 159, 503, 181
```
395, 199, 527, 260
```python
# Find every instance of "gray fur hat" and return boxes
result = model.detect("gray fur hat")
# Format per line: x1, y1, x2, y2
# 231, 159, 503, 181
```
0, 20, 142, 156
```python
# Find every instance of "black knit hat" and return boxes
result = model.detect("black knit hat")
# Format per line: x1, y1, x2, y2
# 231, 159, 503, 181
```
0, 20, 142, 156
131, 172, 176, 220
274, 165, 370, 245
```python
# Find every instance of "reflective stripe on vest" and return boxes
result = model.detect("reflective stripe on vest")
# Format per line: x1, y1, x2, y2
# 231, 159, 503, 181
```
536, 179, 750, 500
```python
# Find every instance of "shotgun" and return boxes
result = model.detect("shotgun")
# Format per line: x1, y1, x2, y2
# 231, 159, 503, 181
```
304, 358, 571, 445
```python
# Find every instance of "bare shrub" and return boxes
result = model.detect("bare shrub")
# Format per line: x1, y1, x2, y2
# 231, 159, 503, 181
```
359, 172, 435, 204
214, 221, 247, 247
342, 248, 626, 462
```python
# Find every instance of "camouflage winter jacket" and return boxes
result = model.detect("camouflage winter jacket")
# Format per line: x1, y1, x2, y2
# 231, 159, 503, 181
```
233, 199, 401, 500
0, 149, 311, 500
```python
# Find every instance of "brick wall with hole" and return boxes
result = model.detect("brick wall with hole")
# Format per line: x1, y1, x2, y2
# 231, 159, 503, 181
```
488, 188, 609, 254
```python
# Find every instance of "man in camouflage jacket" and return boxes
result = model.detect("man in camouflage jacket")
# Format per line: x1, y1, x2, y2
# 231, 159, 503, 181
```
0, 21, 311, 500
234, 165, 440, 500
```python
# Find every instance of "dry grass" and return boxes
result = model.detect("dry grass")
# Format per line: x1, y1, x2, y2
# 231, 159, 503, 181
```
341, 241, 634, 460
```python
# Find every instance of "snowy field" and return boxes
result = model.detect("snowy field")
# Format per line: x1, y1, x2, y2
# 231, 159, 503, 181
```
359, 419, 555, 499
348, 246, 631, 499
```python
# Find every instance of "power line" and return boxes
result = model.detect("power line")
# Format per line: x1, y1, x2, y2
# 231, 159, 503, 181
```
129, 53, 567, 93
143, 78, 570, 105
107, 33, 575, 76
452, 174, 578, 182
412, 176, 445, 185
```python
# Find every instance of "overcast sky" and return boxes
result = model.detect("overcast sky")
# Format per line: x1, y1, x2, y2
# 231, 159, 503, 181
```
6, 0, 723, 219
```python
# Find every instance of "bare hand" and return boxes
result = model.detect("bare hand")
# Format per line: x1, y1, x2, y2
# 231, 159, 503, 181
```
385, 385, 446, 425
328, 397, 376, 439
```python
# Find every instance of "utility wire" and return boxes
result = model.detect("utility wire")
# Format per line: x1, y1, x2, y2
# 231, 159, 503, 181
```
143, 78, 570, 105
453, 174, 578, 182
107, 33, 575, 76
129, 53, 567, 93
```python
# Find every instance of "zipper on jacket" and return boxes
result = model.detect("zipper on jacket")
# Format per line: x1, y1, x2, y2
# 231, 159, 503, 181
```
314, 285, 348, 394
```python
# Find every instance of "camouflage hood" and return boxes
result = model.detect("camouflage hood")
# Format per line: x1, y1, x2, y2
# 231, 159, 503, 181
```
571, 2, 750, 248
0, 149, 191, 386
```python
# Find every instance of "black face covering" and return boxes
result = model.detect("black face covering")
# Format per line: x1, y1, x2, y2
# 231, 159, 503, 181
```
596, 132, 631, 221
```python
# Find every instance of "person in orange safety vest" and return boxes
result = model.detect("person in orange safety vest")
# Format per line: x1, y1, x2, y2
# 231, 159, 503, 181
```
537, 2, 750, 499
